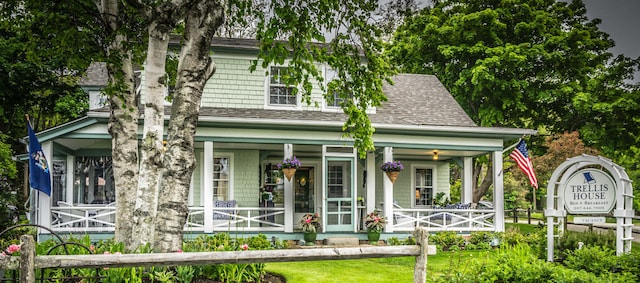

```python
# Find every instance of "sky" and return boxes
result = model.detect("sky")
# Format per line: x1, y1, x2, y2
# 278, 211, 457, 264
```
582, 0, 640, 61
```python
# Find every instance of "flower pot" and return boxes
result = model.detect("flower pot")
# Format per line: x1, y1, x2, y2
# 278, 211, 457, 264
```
367, 229, 380, 244
282, 168, 296, 181
303, 232, 317, 245
385, 171, 400, 184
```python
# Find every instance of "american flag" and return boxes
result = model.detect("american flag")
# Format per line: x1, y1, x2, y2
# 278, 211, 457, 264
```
509, 140, 538, 189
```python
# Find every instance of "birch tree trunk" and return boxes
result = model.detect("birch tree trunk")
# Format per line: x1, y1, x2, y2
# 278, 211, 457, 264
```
132, 18, 170, 248
99, 0, 139, 247
153, 0, 224, 252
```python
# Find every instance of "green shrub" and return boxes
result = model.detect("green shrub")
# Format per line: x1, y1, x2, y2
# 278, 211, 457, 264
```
430, 231, 465, 251
388, 236, 417, 246
441, 244, 630, 283
497, 230, 523, 247
476, 242, 492, 250
616, 252, 640, 281
552, 230, 616, 262
468, 231, 495, 245
564, 246, 617, 275
387, 237, 402, 246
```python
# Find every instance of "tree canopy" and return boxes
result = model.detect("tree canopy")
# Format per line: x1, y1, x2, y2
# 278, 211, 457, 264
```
387, 0, 640, 204
387, 0, 638, 132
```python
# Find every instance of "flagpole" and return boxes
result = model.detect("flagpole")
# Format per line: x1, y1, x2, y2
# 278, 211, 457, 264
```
504, 136, 538, 211
533, 185, 537, 211
502, 138, 523, 154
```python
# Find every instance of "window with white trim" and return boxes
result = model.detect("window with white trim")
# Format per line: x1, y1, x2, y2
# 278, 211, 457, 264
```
414, 168, 434, 206
327, 90, 347, 108
324, 68, 349, 108
268, 66, 296, 106
213, 157, 231, 201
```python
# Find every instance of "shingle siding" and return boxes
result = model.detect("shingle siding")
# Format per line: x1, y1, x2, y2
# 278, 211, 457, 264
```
200, 56, 327, 111
202, 57, 265, 109
232, 149, 260, 207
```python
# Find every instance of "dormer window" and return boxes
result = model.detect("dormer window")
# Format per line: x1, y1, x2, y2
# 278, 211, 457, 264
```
269, 66, 296, 106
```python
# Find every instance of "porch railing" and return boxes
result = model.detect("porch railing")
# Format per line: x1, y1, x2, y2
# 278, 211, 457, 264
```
49, 205, 285, 233
185, 206, 285, 232
50, 205, 116, 232
49, 205, 493, 233
392, 208, 496, 232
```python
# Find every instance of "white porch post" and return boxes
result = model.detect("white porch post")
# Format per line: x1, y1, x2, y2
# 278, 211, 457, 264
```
365, 152, 376, 214
462, 157, 473, 204
203, 141, 214, 233
65, 155, 74, 204
383, 147, 394, 232
38, 141, 53, 230
284, 144, 294, 232
493, 151, 505, 232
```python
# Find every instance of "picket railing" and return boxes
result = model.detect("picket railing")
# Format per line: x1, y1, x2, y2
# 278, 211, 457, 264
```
392, 208, 496, 232
2, 228, 431, 283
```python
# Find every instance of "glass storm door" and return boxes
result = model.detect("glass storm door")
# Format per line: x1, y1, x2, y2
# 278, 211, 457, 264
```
294, 167, 315, 223
324, 158, 354, 232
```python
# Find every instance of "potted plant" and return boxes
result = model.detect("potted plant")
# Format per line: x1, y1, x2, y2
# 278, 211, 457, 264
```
299, 213, 320, 245
278, 156, 301, 181
364, 210, 387, 244
380, 161, 404, 184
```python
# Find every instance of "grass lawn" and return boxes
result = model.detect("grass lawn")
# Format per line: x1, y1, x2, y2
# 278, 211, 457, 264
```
265, 249, 500, 282
266, 223, 639, 282
265, 257, 416, 283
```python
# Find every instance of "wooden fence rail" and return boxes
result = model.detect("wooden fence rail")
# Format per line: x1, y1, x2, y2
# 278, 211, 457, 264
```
505, 208, 545, 224
3, 228, 430, 283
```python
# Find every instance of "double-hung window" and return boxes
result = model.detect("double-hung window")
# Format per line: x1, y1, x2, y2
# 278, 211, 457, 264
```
213, 157, 231, 201
324, 68, 357, 110
414, 168, 434, 206
327, 90, 347, 108
269, 66, 296, 106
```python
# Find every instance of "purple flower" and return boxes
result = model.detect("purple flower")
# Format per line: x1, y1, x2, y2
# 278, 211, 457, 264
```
380, 161, 404, 172
278, 156, 302, 169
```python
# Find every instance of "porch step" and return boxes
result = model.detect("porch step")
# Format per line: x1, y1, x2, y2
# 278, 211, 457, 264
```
323, 237, 360, 246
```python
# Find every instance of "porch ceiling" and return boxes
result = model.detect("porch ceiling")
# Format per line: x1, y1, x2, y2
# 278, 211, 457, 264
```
55, 138, 111, 151
53, 138, 488, 161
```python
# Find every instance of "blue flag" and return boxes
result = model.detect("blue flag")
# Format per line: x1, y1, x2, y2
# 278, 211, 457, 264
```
27, 122, 51, 196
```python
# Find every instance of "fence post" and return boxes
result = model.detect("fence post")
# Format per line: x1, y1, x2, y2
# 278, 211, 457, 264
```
414, 228, 428, 283
19, 234, 35, 283
513, 208, 518, 223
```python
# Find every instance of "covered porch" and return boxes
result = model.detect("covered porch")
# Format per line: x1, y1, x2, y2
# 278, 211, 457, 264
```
42, 138, 508, 237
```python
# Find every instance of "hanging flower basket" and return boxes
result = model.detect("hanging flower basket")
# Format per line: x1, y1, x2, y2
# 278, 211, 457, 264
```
278, 156, 301, 182
282, 168, 296, 181
381, 161, 404, 184
385, 171, 400, 184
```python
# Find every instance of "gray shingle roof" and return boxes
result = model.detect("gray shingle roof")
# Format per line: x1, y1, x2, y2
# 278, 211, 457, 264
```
78, 62, 109, 87
377, 74, 476, 127
198, 74, 477, 127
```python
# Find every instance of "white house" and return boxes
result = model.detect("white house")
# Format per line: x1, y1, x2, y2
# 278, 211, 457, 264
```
28, 38, 535, 241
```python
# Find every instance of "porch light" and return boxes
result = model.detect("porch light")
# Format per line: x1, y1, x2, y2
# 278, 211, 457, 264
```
433, 151, 439, 160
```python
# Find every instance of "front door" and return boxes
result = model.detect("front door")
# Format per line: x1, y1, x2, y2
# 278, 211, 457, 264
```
293, 167, 315, 223
324, 158, 354, 232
